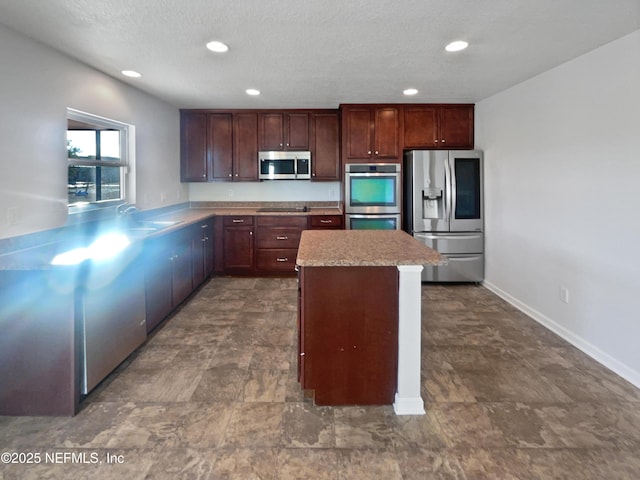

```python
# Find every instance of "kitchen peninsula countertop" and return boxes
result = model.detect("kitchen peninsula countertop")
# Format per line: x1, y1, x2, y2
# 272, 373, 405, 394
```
0, 202, 343, 270
296, 230, 446, 267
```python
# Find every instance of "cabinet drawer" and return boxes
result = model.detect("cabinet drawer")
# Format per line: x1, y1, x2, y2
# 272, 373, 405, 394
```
256, 228, 303, 249
256, 215, 308, 227
222, 216, 254, 226
310, 215, 343, 229
255, 249, 298, 271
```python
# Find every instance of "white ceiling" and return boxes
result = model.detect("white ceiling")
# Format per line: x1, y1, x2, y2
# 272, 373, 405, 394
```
1, 0, 638, 109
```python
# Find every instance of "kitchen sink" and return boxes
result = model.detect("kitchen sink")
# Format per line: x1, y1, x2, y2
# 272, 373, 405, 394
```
126, 219, 184, 235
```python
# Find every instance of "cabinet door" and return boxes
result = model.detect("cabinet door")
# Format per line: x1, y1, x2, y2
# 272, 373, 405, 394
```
233, 113, 259, 181
192, 222, 214, 287
286, 113, 310, 150
191, 224, 205, 287
373, 107, 399, 158
312, 112, 340, 181
209, 113, 234, 180
344, 107, 373, 159
403, 106, 438, 148
259, 112, 284, 150
172, 232, 193, 306
144, 238, 174, 332
180, 112, 208, 181
438, 105, 474, 148
203, 222, 215, 277
223, 226, 254, 271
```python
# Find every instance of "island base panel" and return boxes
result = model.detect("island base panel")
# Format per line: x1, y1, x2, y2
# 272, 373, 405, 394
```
299, 266, 398, 405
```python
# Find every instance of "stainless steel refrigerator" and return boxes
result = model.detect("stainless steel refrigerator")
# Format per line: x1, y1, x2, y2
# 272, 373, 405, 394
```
403, 150, 484, 282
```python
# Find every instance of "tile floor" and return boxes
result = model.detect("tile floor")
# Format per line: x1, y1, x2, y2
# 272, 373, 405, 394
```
1, 277, 640, 479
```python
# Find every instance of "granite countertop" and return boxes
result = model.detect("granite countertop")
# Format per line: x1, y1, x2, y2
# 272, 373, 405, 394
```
296, 230, 447, 267
0, 202, 343, 270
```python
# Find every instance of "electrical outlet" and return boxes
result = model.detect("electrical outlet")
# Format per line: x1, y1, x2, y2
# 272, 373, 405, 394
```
559, 286, 570, 304
227, 188, 234, 198
328, 188, 335, 198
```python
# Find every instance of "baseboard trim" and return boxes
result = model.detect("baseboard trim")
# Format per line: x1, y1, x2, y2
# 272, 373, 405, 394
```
482, 280, 640, 390
393, 394, 426, 415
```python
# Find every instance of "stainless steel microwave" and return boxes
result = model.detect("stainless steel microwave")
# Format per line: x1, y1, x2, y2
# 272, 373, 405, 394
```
258, 151, 311, 180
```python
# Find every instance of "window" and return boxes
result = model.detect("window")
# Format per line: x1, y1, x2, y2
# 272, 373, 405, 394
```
67, 109, 132, 209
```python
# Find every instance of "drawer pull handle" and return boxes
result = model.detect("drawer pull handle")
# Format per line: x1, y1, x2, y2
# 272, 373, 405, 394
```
320, 219, 333, 224
232, 219, 244, 223
276, 257, 288, 262
276, 236, 289, 240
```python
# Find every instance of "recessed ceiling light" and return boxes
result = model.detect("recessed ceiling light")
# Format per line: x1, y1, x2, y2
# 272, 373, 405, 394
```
121, 70, 142, 78
246, 89, 261, 96
403, 88, 418, 96
445, 40, 469, 52
206, 41, 229, 53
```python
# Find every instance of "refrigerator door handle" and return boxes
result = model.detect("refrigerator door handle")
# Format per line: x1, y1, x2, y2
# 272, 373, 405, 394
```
449, 157, 457, 223
444, 157, 452, 224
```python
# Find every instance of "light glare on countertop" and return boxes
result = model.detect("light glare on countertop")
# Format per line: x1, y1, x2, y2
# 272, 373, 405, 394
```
51, 233, 131, 265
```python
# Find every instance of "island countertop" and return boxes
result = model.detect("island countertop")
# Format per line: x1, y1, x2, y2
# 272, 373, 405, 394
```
296, 230, 447, 267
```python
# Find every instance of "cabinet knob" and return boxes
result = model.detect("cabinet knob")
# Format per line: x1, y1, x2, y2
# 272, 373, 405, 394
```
441, 139, 446, 143
235, 173, 239, 177
367, 151, 371, 155
375, 151, 379, 155
228, 173, 232, 177
202, 174, 206, 178
435, 140, 439, 143
286, 143, 289, 147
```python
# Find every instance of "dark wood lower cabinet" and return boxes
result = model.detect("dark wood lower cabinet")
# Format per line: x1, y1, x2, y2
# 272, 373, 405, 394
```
217, 214, 343, 275
0, 269, 77, 416
222, 216, 255, 273
298, 266, 398, 405
144, 225, 204, 333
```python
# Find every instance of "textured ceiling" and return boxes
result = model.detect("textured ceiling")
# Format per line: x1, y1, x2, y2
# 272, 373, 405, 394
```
0, 0, 638, 108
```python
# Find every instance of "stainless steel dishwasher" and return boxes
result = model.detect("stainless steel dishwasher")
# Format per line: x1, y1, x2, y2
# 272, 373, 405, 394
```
78, 248, 146, 395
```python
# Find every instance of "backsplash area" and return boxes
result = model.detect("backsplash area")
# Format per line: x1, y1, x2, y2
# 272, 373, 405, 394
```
189, 181, 341, 203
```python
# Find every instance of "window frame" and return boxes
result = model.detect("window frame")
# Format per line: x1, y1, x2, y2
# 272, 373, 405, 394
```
67, 108, 133, 214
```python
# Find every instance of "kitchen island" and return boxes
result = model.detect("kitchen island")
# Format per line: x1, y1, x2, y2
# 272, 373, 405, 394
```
296, 229, 445, 415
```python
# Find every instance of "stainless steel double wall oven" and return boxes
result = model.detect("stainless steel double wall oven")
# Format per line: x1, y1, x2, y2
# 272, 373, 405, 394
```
344, 163, 401, 230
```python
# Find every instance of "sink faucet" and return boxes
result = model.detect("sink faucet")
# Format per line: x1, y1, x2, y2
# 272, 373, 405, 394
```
116, 203, 138, 217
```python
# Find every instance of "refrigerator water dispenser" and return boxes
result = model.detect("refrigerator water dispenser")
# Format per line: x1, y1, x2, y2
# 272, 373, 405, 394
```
422, 188, 443, 219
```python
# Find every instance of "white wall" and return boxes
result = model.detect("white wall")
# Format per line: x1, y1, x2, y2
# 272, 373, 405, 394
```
476, 30, 640, 386
189, 181, 341, 202
0, 24, 185, 240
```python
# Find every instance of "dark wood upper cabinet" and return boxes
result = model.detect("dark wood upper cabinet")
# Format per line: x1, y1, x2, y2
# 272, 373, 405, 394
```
233, 112, 259, 181
181, 111, 255, 182
402, 104, 474, 149
342, 105, 400, 162
259, 112, 309, 151
438, 105, 474, 148
311, 111, 340, 181
209, 113, 233, 180
180, 112, 208, 182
